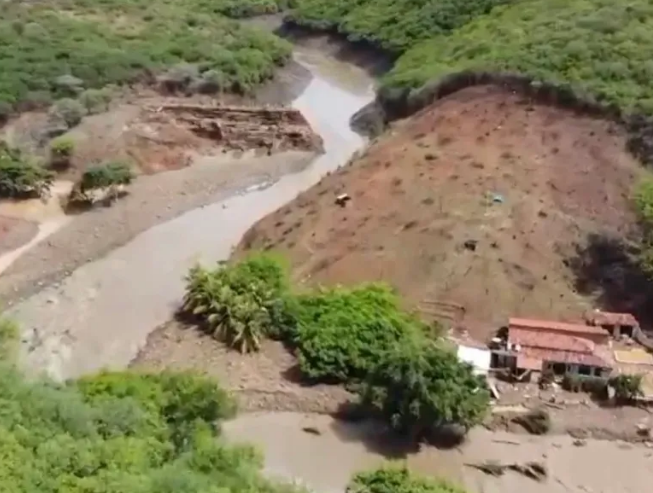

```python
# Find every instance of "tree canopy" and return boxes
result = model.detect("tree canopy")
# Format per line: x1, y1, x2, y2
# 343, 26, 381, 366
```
359, 336, 490, 440
0, 319, 305, 493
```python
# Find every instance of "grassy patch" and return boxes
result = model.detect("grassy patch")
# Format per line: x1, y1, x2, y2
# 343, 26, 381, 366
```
0, 0, 292, 112
384, 0, 653, 113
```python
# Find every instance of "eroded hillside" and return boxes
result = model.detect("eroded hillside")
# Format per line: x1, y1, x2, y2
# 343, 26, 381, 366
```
238, 85, 644, 339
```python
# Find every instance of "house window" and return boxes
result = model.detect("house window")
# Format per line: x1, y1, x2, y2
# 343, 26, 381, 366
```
551, 362, 566, 375
578, 365, 591, 376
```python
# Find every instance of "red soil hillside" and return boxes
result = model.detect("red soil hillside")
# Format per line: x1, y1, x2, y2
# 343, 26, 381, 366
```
237, 85, 645, 340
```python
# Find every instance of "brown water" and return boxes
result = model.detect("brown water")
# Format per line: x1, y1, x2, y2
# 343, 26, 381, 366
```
9, 47, 374, 379
223, 412, 653, 493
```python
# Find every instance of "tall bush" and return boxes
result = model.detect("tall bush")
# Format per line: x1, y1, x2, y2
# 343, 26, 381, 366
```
293, 283, 426, 383
359, 336, 490, 440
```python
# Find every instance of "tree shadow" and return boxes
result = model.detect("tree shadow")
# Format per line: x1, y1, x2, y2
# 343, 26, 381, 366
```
328, 401, 466, 459
567, 232, 653, 329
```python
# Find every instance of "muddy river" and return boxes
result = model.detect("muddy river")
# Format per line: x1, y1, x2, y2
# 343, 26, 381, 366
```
223, 412, 653, 493
8, 47, 374, 379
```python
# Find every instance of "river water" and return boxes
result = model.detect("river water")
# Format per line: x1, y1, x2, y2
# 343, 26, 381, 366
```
8, 47, 374, 379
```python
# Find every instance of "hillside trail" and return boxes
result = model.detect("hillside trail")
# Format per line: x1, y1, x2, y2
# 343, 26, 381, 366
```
7, 46, 374, 379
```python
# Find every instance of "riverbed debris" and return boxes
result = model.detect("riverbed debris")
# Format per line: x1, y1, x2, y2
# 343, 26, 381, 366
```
466, 459, 548, 482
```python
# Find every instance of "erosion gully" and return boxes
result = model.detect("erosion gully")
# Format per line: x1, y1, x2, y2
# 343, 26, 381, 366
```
6, 44, 652, 493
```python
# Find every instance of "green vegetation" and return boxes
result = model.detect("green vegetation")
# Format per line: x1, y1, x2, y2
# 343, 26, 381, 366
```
79, 87, 114, 115
182, 253, 294, 353
0, 319, 307, 493
359, 336, 489, 438
49, 136, 75, 169
609, 373, 644, 403
293, 284, 427, 383
0, 143, 54, 198
384, 0, 653, 114
68, 160, 136, 206
79, 161, 135, 193
288, 0, 510, 53
0, 0, 292, 113
50, 98, 86, 128
348, 464, 467, 493
634, 177, 653, 273
183, 253, 490, 438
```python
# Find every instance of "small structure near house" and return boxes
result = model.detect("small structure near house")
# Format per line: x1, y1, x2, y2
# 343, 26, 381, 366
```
490, 317, 612, 381
585, 310, 640, 339
457, 344, 491, 376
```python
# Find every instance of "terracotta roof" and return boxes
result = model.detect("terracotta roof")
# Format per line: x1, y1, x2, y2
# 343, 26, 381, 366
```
510, 326, 595, 353
518, 347, 611, 368
509, 317, 607, 336
586, 311, 639, 327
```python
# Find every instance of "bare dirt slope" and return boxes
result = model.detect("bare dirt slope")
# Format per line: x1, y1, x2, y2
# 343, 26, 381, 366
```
238, 85, 644, 340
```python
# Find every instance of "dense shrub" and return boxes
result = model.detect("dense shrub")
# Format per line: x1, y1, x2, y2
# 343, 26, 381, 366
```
0, 0, 292, 110
293, 283, 426, 383
348, 464, 467, 493
79, 161, 135, 193
50, 98, 87, 128
384, 0, 653, 114
609, 373, 644, 403
0, 320, 302, 493
49, 136, 75, 169
288, 0, 511, 53
359, 336, 490, 439
182, 253, 295, 353
78, 87, 113, 115
0, 143, 54, 198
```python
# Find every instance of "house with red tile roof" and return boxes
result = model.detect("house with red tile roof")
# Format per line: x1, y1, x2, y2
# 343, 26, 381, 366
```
585, 310, 640, 339
491, 317, 613, 380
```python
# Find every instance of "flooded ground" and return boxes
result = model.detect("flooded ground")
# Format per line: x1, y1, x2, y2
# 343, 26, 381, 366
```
8, 46, 374, 379
223, 412, 653, 493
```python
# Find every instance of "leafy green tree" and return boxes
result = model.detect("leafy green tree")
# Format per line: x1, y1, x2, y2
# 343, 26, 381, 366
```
359, 336, 490, 441
182, 253, 294, 353
348, 464, 467, 493
293, 283, 426, 383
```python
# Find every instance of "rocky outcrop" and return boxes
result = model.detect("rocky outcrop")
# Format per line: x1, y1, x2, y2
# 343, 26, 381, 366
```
145, 103, 323, 154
